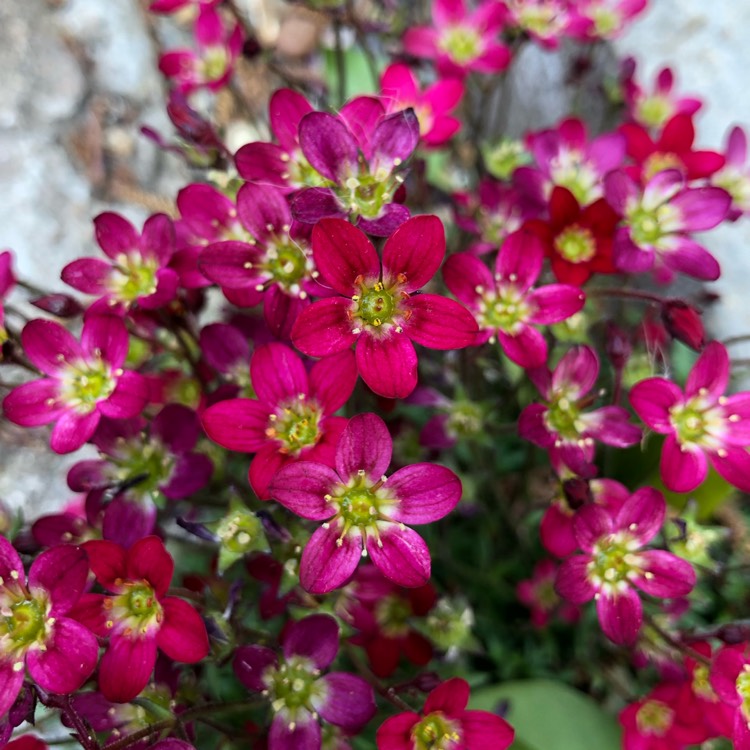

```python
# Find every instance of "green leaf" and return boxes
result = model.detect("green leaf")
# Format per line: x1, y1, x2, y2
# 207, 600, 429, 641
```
323, 47, 379, 102
470, 679, 621, 750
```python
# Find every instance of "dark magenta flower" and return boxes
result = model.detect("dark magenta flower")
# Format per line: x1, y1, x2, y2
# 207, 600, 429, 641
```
0, 250, 15, 344
516, 558, 580, 628
61, 212, 178, 314
71, 536, 209, 703
291, 217, 478, 399
0, 538, 98, 719
3, 316, 149, 453
291, 100, 419, 236
202, 342, 357, 499
375, 677, 514, 750
268, 413, 462, 593
442, 228, 585, 368
710, 645, 750, 749
630, 341, 750, 493
518, 345, 642, 477
233, 614, 376, 750
555, 487, 695, 646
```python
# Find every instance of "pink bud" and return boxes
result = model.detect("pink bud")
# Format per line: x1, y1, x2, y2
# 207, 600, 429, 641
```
661, 300, 705, 351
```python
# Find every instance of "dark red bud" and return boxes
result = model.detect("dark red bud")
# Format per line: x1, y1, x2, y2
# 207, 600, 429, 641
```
661, 299, 705, 351
30, 293, 83, 318
562, 478, 593, 510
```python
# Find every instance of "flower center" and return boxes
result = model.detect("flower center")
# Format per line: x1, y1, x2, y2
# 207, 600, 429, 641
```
113, 440, 175, 501
411, 711, 462, 750
351, 278, 408, 336
669, 396, 725, 449
479, 286, 531, 334
374, 595, 412, 638
643, 153, 684, 182
554, 225, 596, 263
328, 473, 397, 546
263, 240, 311, 295
337, 169, 402, 221
110, 253, 159, 303
107, 581, 163, 637
587, 531, 641, 591
266, 397, 323, 456
635, 96, 674, 129
549, 153, 599, 204
628, 205, 666, 247
635, 699, 674, 737
439, 27, 482, 64
446, 401, 484, 439
264, 655, 327, 725
737, 667, 750, 720
59, 357, 116, 413
692, 664, 717, 701
590, 7, 620, 36
1, 596, 47, 651
544, 392, 584, 441
714, 167, 750, 209
200, 45, 230, 83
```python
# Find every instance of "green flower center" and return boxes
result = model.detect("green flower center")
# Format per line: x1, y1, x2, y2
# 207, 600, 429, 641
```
555, 226, 596, 263
263, 241, 311, 294
1, 597, 47, 650
635, 699, 673, 736
112, 440, 175, 502
479, 286, 531, 334
265, 655, 327, 724
692, 664, 717, 701
267, 397, 323, 455
107, 581, 163, 637
714, 167, 750, 209
545, 393, 585, 441
446, 401, 484, 439
628, 205, 666, 247
587, 531, 642, 591
59, 357, 116, 413
669, 395, 727, 450
374, 595, 412, 638
439, 27, 481, 64
737, 668, 750, 720
411, 711, 462, 750
337, 169, 403, 221
110, 253, 159, 303
550, 153, 599, 204
351, 279, 408, 335
200, 46, 230, 82
636, 97, 673, 129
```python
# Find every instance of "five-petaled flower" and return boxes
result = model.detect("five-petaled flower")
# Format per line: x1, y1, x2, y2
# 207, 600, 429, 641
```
269, 413, 462, 593
291, 216, 478, 399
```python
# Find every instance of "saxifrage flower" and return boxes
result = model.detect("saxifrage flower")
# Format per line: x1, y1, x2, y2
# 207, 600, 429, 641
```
291, 216, 478, 399
268, 413, 462, 593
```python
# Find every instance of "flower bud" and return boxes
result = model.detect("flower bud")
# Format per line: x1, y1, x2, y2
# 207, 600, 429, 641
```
661, 300, 705, 351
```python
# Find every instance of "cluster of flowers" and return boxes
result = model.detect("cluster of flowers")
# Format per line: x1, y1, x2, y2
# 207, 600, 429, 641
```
3, 0, 750, 748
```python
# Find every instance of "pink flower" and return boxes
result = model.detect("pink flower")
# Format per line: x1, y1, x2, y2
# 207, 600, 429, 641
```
605, 168, 730, 282
3, 316, 148, 454
630, 341, 750, 493
403, 0, 510, 78
71, 536, 209, 703
712, 125, 750, 219
518, 345, 642, 477
0, 538, 98, 719
61, 212, 178, 314
570, 0, 647, 41
516, 559, 580, 627
0, 250, 15, 343
376, 677, 514, 750
202, 342, 357, 499
234, 614, 376, 750
555, 487, 695, 645
442, 228, 585, 368
710, 645, 750, 749
291, 217, 478, 399
158, 6, 243, 93
268, 413, 462, 593
380, 64, 464, 147
503, 0, 579, 48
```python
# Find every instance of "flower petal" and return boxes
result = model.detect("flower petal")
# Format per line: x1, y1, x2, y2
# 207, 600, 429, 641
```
93, 212, 140, 260
98, 371, 148, 420
269, 462, 339, 520
251, 343, 309, 406
595, 588, 642, 646
291, 298, 358, 358
269, 715, 321, 750
403, 294, 478, 350
283, 614, 340, 670
630, 377, 683, 433
366, 522, 430, 588
573, 504, 614, 552
555, 555, 597, 604
98, 635, 158, 703
312, 219, 380, 295
660, 434, 707, 493
685, 340, 729, 400
233, 645, 278, 692
299, 112, 359, 182
615, 487, 665, 545
356, 332, 418, 399
3, 379, 64, 427
385, 464, 461, 524
126, 536, 173, 597
461, 711, 515, 750
442, 252, 493, 307
309, 349, 358, 414
424, 677, 469, 715
633, 550, 695, 597
50, 409, 100, 454
300, 521, 362, 594
81, 315, 129, 369
28, 545, 89, 616
157, 597, 209, 663
0, 661, 25, 720
336, 413, 392, 481
382, 215, 445, 292
201, 398, 271, 452
22, 319, 81, 376
317, 672, 376, 730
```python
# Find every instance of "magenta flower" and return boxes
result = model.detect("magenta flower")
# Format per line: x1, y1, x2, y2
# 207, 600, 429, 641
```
268, 413, 462, 593
71, 536, 209, 703
380, 63, 464, 147
3, 316, 148, 454
516, 559, 580, 628
710, 645, 750, 749
376, 677, 514, 750
555, 487, 696, 645
442, 228, 585, 368
202, 343, 357, 499
712, 125, 750, 219
403, 0, 510, 78
234, 614, 376, 750
504, 0, 579, 48
0, 538, 98, 719
630, 341, 750, 493
61, 212, 178, 314
291, 217, 478, 399
199, 183, 320, 339
605, 169, 730, 282
291, 100, 419, 236
158, 6, 243, 93
518, 345, 642, 477
570, 0, 647, 41
0, 250, 15, 343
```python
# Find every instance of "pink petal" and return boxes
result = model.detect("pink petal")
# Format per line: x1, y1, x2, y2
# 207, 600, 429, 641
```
93, 212, 139, 260
299, 112, 359, 183
81, 315, 129, 369
269, 88, 312, 151
356, 332, 418, 399
336, 412, 392, 481
495, 228, 544, 291
248, 445, 289, 501
382, 215, 445, 293
0, 537, 25, 586
376, 713, 421, 750
201, 398, 271, 452
83, 540, 127, 590
552, 345, 599, 399
0, 661, 25, 720
370, 109, 420, 171
199, 241, 261, 288
141, 213, 175, 265
366, 522, 431, 588
22, 319, 81, 376
28, 545, 89, 616
661, 435, 709, 491
685, 340, 730, 400
555, 555, 596, 604
710, 445, 750, 493
629, 377, 683, 433
615, 487, 665, 545
251, 343, 309, 406
540, 502, 577, 558
61, 258, 112, 295
268, 462, 339, 519
425, 677, 469, 715
517, 403, 554, 448
236, 182, 292, 241
126, 536, 174, 597
50, 409, 100, 454
309, 349, 358, 414
403, 294, 478, 350
573, 504, 614, 552
234, 142, 291, 189
269, 716, 321, 750
290, 187, 347, 225
663, 237, 720, 281
283, 614, 339, 669
498, 326, 548, 369
99, 635, 158, 703
386, 464, 461, 524
300, 521, 362, 594
3, 379, 64, 427
528, 284, 586, 325
710, 648, 746, 706
442, 253, 493, 307
633, 550, 695, 597
233, 644, 278, 692
402, 27, 439, 58
672, 187, 731, 231
98, 371, 148, 419
614, 230, 654, 273
157, 597, 209, 662
317, 672, 376, 730
26, 617, 98, 694
291, 298, 358, 357
472, 44, 511, 74
461, 711, 515, 749
596, 588, 642, 646
312, 219, 380, 295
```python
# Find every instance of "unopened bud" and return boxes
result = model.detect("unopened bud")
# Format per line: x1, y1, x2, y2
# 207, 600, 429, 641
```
604, 321, 632, 370
31, 294, 83, 318
661, 300, 705, 351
